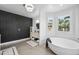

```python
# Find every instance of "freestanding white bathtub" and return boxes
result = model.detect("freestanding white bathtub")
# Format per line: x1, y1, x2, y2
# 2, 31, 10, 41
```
48, 37, 79, 55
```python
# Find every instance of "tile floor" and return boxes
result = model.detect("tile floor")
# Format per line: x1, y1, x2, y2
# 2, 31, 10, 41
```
15, 41, 54, 55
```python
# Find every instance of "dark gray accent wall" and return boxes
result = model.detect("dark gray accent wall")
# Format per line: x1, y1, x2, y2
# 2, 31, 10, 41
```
0, 10, 32, 43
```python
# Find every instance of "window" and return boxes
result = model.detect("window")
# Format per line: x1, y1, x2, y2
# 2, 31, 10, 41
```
48, 17, 53, 32
58, 16, 70, 31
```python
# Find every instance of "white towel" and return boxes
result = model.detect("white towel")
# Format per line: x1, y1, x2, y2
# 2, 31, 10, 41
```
27, 40, 38, 47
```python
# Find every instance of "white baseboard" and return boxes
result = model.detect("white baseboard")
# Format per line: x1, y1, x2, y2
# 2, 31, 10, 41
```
1, 38, 30, 49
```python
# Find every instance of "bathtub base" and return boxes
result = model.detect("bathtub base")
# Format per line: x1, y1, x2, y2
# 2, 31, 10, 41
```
46, 47, 57, 55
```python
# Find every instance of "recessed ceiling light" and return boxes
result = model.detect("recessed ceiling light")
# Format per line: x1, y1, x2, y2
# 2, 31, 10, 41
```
59, 4, 64, 7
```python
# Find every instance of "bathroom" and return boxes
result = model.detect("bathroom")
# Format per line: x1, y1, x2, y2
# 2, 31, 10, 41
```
0, 0, 79, 59
0, 4, 79, 55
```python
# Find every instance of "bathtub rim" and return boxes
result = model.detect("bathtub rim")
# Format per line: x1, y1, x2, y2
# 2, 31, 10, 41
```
48, 42, 79, 55
49, 37, 79, 49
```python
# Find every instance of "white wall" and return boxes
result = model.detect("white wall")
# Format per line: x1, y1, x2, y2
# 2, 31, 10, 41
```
32, 18, 37, 31
40, 5, 79, 45
39, 8, 48, 45
75, 5, 79, 39
55, 6, 75, 39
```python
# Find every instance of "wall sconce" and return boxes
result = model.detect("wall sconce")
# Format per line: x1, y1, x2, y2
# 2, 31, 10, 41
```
36, 20, 39, 23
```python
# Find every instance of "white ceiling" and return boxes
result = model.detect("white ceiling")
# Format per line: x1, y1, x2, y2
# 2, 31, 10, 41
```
45, 4, 76, 12
0, 4, 77, 18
